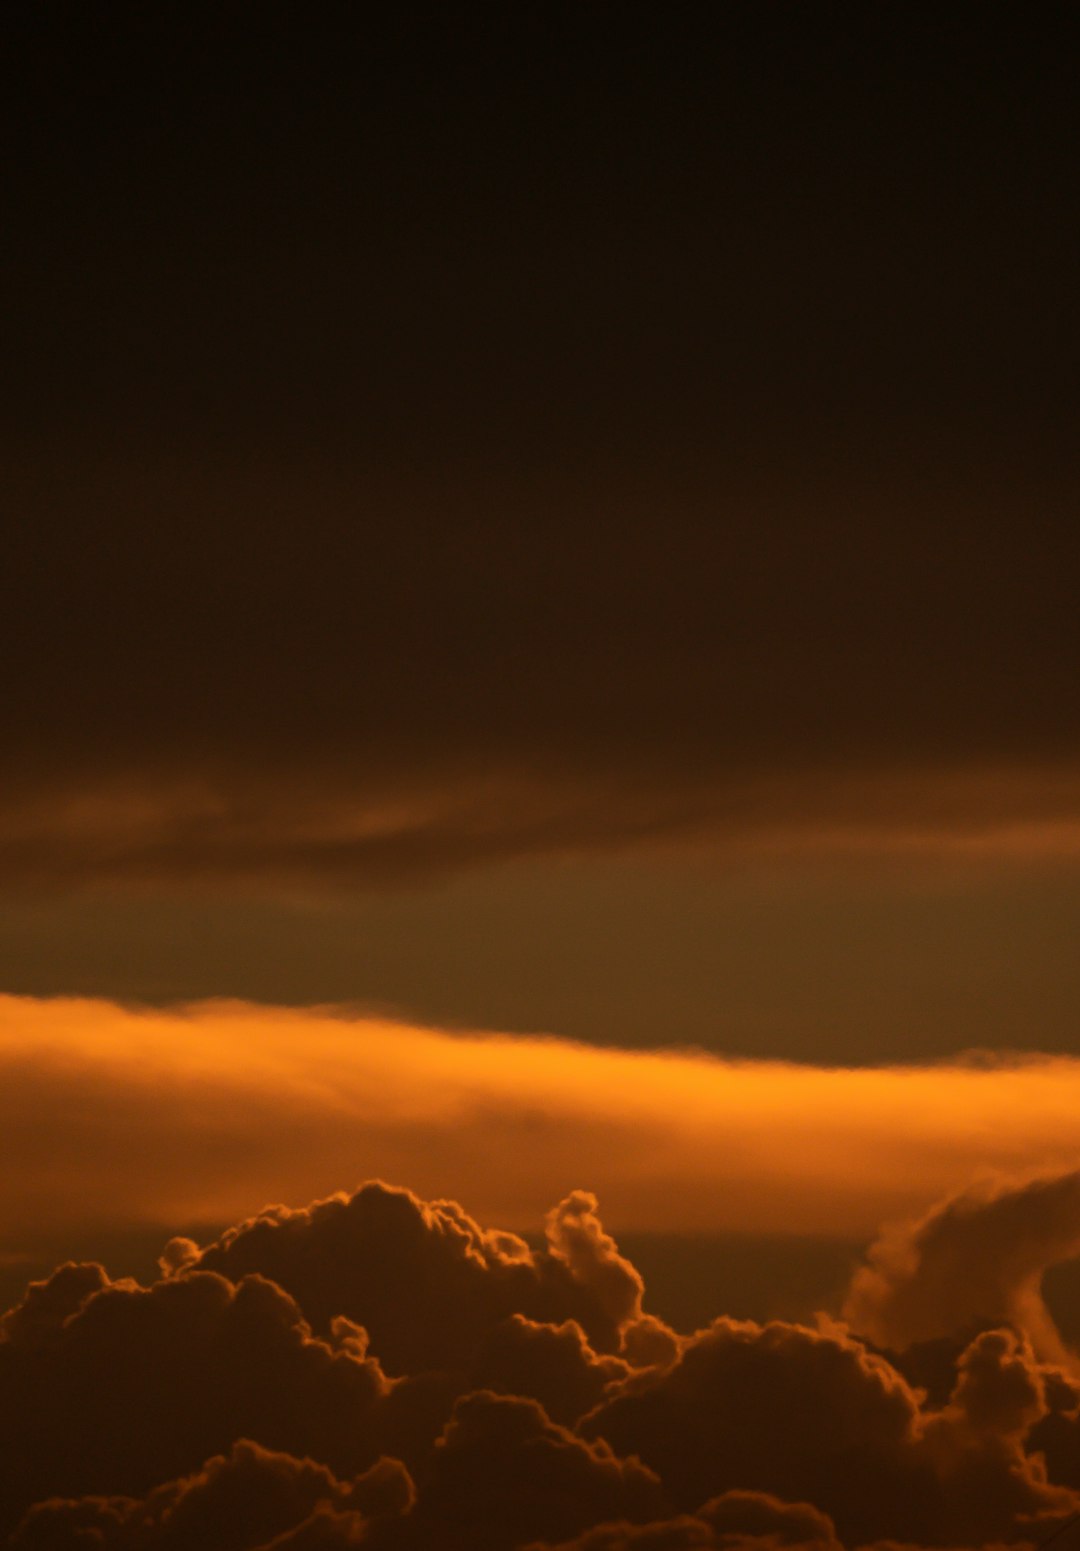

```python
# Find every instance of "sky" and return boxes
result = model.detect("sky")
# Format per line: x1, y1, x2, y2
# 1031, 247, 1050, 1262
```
4, 6, 1080, 1549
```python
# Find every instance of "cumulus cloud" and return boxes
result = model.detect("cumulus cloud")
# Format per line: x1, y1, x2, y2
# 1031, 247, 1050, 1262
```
386, 1390, 666, 1551
843, 1171, 1080, 1362
10, 1439, 412, 1550
544, 1193, 646, 1336
0, 1264, 390, 1538
7, 1396, 663, 1551
527, 1489, 842, 1551
912, 1328, 1078, 1545
581, 1314, 1080, 1547
5, 1175, 1080, 1550
165, 1180, 666, 1374
467, 1315, 632, 1426
580, 1317, 934, 1545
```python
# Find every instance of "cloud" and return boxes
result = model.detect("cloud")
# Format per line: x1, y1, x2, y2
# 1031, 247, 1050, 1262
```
7, 762, 1080, 897
0, 1179, 667, 1540
582, 1316, 1078, 1547
4, 426, 1080, 896
526, 1489, 842, 1551
7, 997, 1080, 1253
466, 1315, 633, 1426
843, 1171, 1080, 1362
5, 1176, 1080, 1549
7, 4, 1080, 907
387, 1390, 666, 1551
543, 1193, 646, 1332
166, 1180, 665, 1375
9, 1439, 412, 1551
945, 1330, 1049, 1438
580, 1317, 933, 1545
1, 1261, 110, 1347
913, 1331, 1076, 1543
0, 1264, 391, 1538
7, 1396, 664, 1551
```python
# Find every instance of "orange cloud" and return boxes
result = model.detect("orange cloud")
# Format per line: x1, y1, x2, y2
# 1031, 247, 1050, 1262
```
4, 995, 1080, 1245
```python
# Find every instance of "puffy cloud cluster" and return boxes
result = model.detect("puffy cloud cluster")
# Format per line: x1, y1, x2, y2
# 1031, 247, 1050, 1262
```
529, 1490, 843, 1551
4, 1176, 1080, 1550
162, 1182, 657, 1373
582, 1315, 1080, 1548
11, 1440, 411, 1550
0, 1263, 390, 1526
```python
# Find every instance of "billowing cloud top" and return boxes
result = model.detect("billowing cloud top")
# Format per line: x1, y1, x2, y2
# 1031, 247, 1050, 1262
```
6, 1167, 1080, 1549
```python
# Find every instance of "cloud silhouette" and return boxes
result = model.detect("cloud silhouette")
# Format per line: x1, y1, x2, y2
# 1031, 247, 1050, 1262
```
581, 1312, 1077, 1547
581, 1317, 934, 1545
525, 1488, 842, 1551
917, 1328, 1078, 1544
9, 1438, 412, 1550
4, 1177, 1080, 1550
166, 1181, 673, 1375
466, 1314, 633, 1426
384, 1390, 666, 1551
0, 1265, 390, 1538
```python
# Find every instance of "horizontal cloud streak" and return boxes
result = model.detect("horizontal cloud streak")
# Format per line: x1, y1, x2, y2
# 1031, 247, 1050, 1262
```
5, 763, 1080, 894
6, 450, 1080, 896
5, 996, 1080, 1245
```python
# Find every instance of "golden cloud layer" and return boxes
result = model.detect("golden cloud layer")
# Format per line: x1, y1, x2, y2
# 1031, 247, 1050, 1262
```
4, 995, 1080, 1242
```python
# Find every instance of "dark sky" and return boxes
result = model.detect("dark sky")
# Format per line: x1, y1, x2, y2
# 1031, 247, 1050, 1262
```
8, 23, 1080, 1547
4, 3, 1079, 1057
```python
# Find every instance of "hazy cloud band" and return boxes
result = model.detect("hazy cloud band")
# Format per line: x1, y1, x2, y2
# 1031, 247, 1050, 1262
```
5, 996, 1080, 1242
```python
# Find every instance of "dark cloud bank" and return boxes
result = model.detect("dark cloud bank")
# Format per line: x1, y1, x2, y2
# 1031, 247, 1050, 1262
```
6, 1174, 1080, 1550
5, 6, 1080, 893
